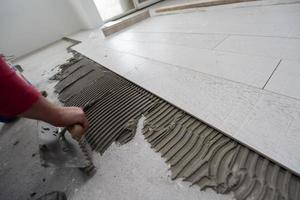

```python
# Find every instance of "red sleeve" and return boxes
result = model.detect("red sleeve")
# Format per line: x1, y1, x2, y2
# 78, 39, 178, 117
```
0, 57, 40, 117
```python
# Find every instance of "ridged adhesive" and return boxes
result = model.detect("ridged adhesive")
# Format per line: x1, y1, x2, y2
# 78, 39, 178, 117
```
54, 53, 300, 200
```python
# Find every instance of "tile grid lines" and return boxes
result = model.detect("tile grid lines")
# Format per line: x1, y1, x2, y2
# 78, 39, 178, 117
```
263, 88, 300, 102
121, 30, 300, 40
262, 59, 282, 89
211, 34, 230, 50
111, 37, 214, 51
101, 34, 297, 93
110, 32, 300, 59
110, 33, 299, 61
73, 44, 300, 175
93, 42, 270, 91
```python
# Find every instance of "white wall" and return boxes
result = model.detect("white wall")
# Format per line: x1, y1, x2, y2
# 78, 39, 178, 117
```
69, 0, 103, 30
0, 0, 103, 58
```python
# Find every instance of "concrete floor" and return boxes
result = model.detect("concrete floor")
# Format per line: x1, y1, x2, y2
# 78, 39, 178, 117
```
0, 41, 83, 200
0, 40, 232, 199
70, 0, 300, 175
71, 117, 233, 200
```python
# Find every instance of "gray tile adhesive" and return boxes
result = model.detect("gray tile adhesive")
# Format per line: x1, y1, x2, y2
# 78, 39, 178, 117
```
52, 52, 300, 200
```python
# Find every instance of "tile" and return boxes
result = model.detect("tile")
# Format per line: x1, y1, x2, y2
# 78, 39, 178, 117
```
113, 31, 228, 49
216, 35, 300, 60
265, 60, 300, 100
71, 0, 300, 175
80, 40, 146, 78
236, 93, 300, 168
73, 41, 300, 174
128, 2, 300, 38
101, 38, 279, 88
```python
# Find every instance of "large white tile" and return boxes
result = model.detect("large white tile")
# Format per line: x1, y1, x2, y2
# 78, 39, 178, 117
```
113, 31, 228, 50
236, 93, 300, 167
128, 2, 300, 38
73, 41, 300, 175
100, 38, 279, 88
151, 0, 300, 17
70, 0, 300, 176
216, 35, 300, 60
265, 60, 300, 100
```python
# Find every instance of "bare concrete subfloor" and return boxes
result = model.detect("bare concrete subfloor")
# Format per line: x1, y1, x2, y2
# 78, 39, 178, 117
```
0, 40, 232, 200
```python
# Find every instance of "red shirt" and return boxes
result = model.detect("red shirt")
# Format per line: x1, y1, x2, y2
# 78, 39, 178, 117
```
0, 57, 40, 117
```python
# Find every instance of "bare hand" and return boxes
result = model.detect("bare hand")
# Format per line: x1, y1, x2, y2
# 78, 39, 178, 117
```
55, 106, 89, 132
19, 97, 89, 138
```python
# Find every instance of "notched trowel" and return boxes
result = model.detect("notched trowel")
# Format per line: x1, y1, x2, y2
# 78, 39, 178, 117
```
38, 121, 95, 173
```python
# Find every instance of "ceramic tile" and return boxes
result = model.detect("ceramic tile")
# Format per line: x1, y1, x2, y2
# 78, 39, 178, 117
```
265, 60, 300, 99
216, 35, 300, 60
100, 38, 279, 88
128, 2, 300, 38
71, 1, 300, 175
73, 41, 300, 174
113, 31, 228, 49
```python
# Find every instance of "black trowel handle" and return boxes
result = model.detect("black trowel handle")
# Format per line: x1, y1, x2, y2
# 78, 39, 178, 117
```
68, 124, 85, 141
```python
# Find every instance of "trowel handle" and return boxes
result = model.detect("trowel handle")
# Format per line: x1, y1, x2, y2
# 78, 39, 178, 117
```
68, 124, 85, 141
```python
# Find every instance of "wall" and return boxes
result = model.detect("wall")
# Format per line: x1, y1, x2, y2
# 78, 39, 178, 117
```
69, 0, 103, 29
0, 0, 103, 58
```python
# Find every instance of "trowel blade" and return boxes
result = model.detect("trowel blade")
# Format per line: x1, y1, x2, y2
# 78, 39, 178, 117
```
37, 121, 90, 168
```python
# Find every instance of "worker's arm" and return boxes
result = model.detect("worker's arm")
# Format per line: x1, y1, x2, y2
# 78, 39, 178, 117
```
0, 57, 88, 131
18, 97, 89, 130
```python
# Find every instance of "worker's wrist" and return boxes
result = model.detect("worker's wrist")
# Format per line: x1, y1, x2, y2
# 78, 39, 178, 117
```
36, 98, 64, 127
47, 106, 65, 127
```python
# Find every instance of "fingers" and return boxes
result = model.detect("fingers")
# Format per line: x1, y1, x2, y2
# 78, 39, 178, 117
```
81, 116, 89, 131
75, 107, 89, 132
72, 107, 89, 131
61, 107, 89, 139
68, 124, 85, 141
56, 106, 89, 133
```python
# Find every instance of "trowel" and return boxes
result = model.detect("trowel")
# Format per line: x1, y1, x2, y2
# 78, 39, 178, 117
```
37, 121, 95, 172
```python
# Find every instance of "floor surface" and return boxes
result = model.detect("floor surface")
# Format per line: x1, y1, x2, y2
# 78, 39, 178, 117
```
70, 0, 300, 175
0, 40, 232, 200
1, 0, 300, 199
